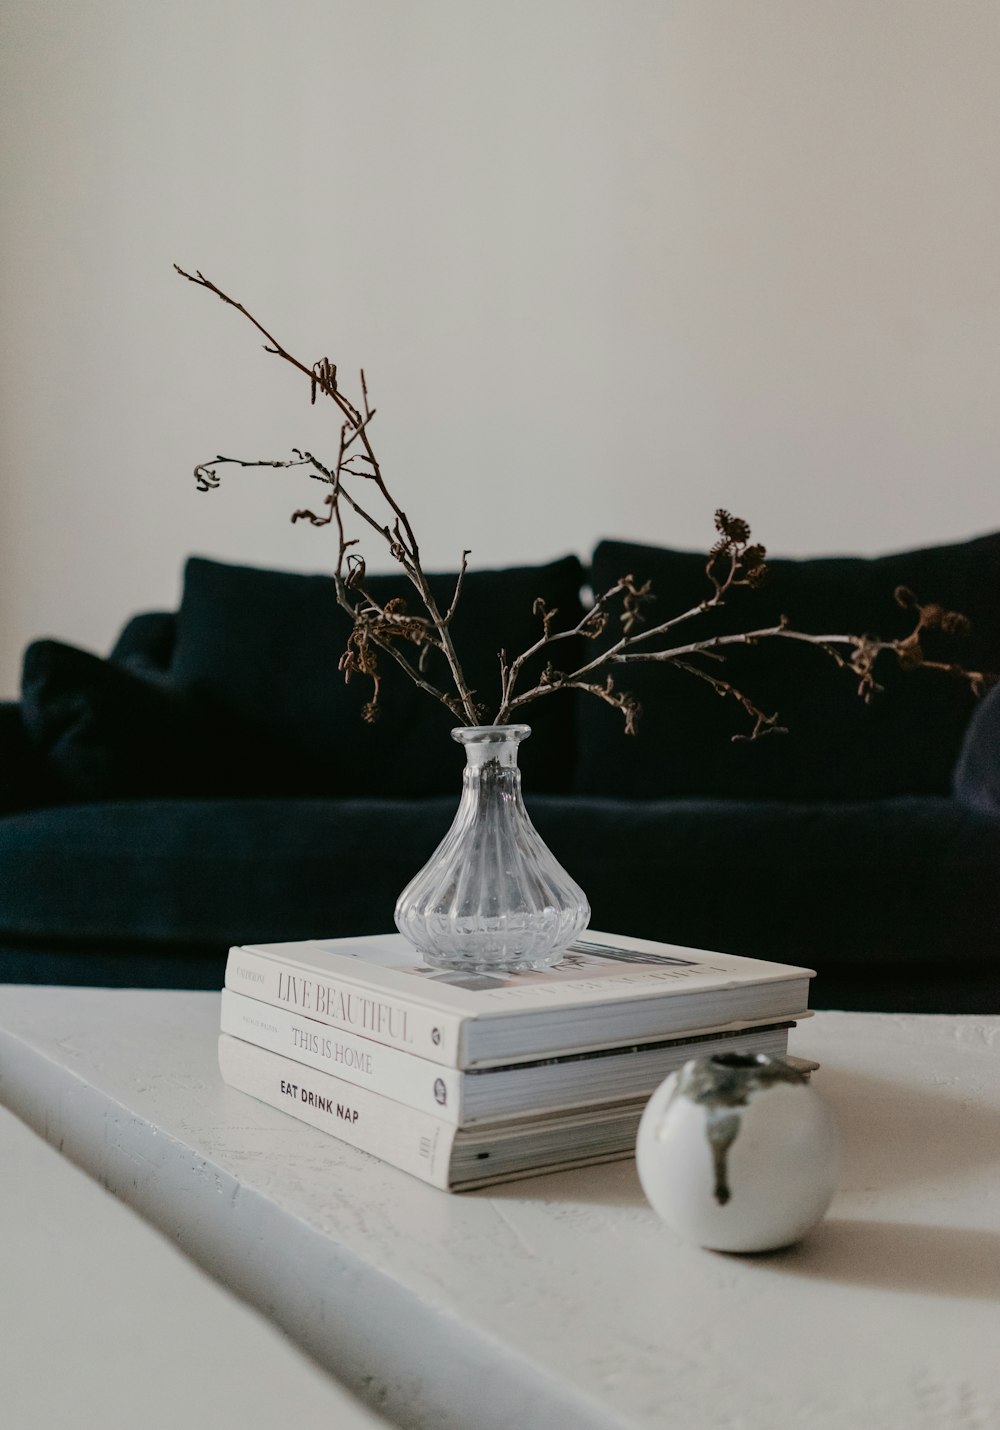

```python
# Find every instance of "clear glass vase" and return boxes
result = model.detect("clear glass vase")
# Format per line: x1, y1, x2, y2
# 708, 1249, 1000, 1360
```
394, 724, 590, 973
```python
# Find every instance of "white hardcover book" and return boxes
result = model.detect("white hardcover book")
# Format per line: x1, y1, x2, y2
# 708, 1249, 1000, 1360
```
221, 989, 463, 1118
218, 1035, 647, 1192
225, 930, 813, 1070
227, 944, 463, 1064
221, 987, 795, 1124
219, 1033, 458, 1189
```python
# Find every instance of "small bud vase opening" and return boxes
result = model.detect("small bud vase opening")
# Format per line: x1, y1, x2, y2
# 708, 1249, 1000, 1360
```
394, 724, 590, 973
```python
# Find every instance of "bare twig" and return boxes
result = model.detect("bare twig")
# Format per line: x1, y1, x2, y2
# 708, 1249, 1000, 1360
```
177, 265, 480, 723
444, 551, 471, 626
502, 512, 990, 737
178, 267, 480, 722
179, 271, 989, 740
669, 658, 787, 742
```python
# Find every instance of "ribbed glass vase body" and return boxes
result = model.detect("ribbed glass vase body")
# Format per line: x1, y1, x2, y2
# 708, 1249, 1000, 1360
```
394, 725, 590, 972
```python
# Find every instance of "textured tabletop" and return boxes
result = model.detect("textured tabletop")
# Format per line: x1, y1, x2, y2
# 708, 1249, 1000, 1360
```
0, 989, 998, 1430
0, 1101, 390, 1430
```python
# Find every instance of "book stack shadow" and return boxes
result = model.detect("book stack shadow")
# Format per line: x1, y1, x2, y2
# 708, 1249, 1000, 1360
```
218, 931, 814, 1191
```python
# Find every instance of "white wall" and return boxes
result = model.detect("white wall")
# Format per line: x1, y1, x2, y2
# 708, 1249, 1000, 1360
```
2, 0, 999, 696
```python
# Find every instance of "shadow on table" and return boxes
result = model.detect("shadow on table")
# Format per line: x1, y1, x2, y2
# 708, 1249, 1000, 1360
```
764, 1218, 1000, 1301
493, 1063, 1000, 1210
814, 1064, 1000, 1194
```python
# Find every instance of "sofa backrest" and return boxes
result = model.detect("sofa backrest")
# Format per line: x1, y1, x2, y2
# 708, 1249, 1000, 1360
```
58, 535, 1000, 805
168, 554, 586, 798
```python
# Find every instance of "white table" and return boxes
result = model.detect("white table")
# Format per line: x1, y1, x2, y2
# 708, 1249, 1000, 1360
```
0, 1101, 390, 1430
0, 989, 998, 1430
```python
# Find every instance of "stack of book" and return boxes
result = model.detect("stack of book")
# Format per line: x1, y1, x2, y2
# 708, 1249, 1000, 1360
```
218, 930, 814, 1191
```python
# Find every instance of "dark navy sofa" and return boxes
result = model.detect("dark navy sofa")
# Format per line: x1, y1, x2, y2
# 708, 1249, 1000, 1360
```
3, 538, 999, 1013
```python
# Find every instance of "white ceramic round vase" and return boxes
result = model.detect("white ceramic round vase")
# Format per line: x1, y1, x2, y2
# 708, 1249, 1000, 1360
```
636, 1052, 841, 1253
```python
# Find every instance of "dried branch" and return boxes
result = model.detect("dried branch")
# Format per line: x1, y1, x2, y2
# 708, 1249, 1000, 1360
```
177, 266, 479, 723
179, 270, 989, 741
444, 551, 471, 626
193, 454, 313, 492
496, 576, 637, 722
668, 658, 787, 742
503, 511, 990, 738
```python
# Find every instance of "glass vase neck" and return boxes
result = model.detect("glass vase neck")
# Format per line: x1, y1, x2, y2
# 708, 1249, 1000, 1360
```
452, 724, 530, 769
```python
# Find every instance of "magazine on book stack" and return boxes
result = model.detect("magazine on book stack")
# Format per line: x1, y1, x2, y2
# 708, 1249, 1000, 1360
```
220, 987, 798, 1123
224, 929, 814, 1069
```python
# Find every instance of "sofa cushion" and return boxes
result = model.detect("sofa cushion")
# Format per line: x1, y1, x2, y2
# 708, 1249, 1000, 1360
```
0, 797, 456, 948
0, 796, 996, 1010
575, 534, 1000, 800
109, 611, 177, 676
20, 640, 308, 800
953, 677, 1000, 813
171, 554, 585, 797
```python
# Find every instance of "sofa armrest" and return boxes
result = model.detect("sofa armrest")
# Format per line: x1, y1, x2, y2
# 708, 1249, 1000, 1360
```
0, 702, 55, 813
952, 681, 1000, 812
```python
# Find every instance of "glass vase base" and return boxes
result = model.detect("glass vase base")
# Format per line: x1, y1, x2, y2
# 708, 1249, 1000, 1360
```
409, 919, 580, 975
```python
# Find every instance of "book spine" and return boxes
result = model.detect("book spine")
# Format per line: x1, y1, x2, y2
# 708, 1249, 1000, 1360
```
218, 1034, 458, 1190
221, 989, 465, 1123
225, 946, 464, 1067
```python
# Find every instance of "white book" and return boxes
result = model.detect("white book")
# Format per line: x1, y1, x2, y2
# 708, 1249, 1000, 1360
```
225, 929, 813, 1069
218, 1034, 647, 1192
221, 987, 796, 1125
